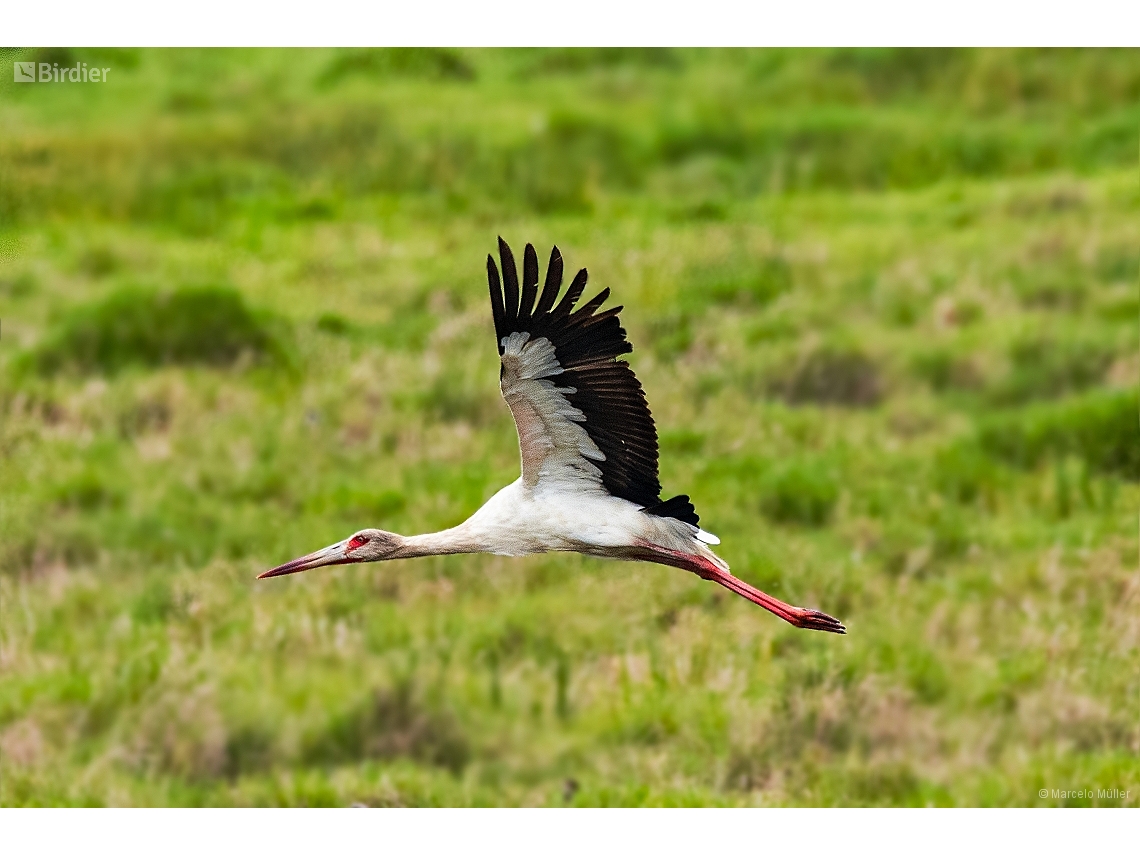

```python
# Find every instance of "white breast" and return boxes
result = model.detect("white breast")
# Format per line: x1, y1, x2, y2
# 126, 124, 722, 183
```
463, 479, 654, 556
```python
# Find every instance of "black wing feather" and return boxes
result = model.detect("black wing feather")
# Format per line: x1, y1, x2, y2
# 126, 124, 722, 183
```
534, 247, 563, 317
552, 268, 589, 320
487, 255, 506, 340
644, 495, 699, 527
487, 238, 699, 527
519, 244, 539, 321
569, 288, 611, 325
498, 237, 520, 329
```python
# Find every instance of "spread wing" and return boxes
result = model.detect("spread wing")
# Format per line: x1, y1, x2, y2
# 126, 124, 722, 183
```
486, 238, 698, 526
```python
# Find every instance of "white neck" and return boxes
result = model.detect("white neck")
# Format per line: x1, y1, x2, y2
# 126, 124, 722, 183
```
396, 521, 484, 559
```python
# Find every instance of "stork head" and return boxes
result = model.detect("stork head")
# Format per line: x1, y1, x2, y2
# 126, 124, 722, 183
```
258, 529, 402, 579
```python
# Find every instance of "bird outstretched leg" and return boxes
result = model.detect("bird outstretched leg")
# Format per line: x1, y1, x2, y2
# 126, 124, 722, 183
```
697, 562, 846, 634
635, 542, 846, 634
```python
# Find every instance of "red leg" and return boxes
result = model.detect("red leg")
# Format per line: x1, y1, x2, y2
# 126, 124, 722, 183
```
699, 563, 846, 634
634, 543, 846, 634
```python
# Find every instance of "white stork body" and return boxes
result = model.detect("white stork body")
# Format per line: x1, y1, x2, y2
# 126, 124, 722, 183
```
403, 478, 714, 559
261, 240, 845, 634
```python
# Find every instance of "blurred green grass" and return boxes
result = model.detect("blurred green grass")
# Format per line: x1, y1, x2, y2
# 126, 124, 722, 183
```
1, 48, 1137, 807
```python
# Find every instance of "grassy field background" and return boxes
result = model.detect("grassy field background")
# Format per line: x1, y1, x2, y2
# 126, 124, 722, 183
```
1, 48, 1137, 806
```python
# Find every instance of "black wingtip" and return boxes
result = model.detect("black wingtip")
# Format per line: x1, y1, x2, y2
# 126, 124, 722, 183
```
498, 238, 520, 325
534, 245, 564, 317
520, 243, 539, 321
554, 267, 589, 318
487, 253, 505, 347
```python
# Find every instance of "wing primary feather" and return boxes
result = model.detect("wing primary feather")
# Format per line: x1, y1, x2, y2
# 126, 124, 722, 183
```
498, 236, 520, 326
519, 243, 539, 321
553, 268, 588, 318
568, 288, 611, 324
534, 246, 563, 316
591, 305, 624, 323
487, 255, 506, 347
562, 306, 624, 339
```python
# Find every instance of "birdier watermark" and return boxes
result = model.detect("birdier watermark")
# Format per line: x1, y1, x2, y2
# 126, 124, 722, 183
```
1038, 787, 1131, 800
14, 61, 110, 83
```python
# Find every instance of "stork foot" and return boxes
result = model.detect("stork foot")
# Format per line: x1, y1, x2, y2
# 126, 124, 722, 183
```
786, 607, 846, 634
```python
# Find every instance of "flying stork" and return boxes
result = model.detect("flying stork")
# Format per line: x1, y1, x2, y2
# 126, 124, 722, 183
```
260, 239, 845, 634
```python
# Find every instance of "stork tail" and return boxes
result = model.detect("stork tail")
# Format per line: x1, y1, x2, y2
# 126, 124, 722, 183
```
643, 494, 700, 527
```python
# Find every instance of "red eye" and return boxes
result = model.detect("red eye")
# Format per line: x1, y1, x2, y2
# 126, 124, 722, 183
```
347, 535, 369, 551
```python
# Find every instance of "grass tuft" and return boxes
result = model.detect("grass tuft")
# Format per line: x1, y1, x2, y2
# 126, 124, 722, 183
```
759, 459, 839, 526
771, 346, 883, 407
978, 388, 1139, 479
30, 286, 287, 375
318, 48, 475, 86
302, 684, 470, 774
